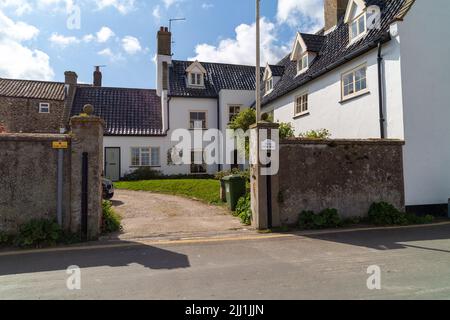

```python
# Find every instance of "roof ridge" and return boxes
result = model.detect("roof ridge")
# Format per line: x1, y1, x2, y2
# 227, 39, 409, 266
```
172, 59, 264, 69
77, 85, 157, 91
0, 77, 65, 85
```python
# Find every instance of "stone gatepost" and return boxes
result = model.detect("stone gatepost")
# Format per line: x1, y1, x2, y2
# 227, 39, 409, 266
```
69, 108, 104, 240
250, 122, 281, 230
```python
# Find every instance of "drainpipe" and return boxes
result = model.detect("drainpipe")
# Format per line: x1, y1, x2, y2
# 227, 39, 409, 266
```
377, 41, 386, 139
164, 96, 171, 134
217, 98, 222, 172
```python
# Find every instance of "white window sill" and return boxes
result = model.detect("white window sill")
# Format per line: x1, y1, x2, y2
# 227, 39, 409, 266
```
295, 69, 308, 77
347, 33, 367, 47
294, 111, 310, 119
340, 90, 370, 103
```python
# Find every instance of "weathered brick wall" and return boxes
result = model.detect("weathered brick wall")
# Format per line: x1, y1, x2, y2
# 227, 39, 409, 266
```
0, 134, 71, 232
0, 96, 66, 134
0, 115, 104, 238
276, 139, 405, 225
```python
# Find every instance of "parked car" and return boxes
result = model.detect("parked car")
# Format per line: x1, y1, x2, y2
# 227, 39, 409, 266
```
102, 178, 115, 200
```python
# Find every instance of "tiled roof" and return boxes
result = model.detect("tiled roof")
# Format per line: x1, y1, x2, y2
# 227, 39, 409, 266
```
301, 33, 325, 52
268, 65, 285, 77
71, 86, 164, 136
169, 60, 264, 98
0, 78, 65, 101
262, 0, 410, 106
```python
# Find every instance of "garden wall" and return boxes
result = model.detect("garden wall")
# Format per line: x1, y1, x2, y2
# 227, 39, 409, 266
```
0, 114, 104, 239
275, 139, 405, 225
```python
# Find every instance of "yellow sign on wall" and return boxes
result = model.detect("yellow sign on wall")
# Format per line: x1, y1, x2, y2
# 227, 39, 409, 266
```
52, 141, 68, 149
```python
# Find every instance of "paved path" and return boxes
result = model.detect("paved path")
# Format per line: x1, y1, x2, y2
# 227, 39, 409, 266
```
110, 190, 246, 240
1, 224, 450, 300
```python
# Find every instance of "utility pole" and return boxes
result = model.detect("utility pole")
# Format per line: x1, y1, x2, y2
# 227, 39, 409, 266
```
255, 0, 261, 122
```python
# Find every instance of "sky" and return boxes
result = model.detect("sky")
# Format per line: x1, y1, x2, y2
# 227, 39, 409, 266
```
0, 0, 325, 89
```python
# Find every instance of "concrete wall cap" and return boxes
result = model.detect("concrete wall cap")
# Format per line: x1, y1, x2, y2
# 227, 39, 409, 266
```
0, 133, 70, 141
280, 138, 405, 146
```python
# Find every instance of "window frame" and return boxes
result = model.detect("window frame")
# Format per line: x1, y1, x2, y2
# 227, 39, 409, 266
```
349, 12, 367, 43
341, 64, 368, 101
294, 92, 309, 117
188, 72, 204, 87
265, 77, 273, 94
39, 102, 50, 114
297, 53, 309, 74
130, 147, 161, 167
228, 105, 241, 123
190, 150, 207, 174
189, 110, 208, 129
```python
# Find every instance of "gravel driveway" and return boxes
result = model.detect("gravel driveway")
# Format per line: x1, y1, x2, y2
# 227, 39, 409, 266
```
111, 189, 247, 239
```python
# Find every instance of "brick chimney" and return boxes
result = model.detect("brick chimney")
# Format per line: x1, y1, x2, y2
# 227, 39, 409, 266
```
324, 0, 350, 32
63, 71, 78, 132
93, 66, 102, 87
157, 26, 172, 56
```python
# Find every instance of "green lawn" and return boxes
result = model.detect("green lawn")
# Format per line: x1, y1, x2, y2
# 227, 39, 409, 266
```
115, 179, 223, 205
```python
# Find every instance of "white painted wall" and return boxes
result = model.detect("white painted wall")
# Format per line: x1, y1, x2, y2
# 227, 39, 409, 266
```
263, 39, 404, 140
104, 91, 256, 177
398, 0, 450, 206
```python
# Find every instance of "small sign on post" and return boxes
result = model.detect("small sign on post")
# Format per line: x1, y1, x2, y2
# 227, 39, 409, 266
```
53, 141, 68, 149
261, 139, 276, 151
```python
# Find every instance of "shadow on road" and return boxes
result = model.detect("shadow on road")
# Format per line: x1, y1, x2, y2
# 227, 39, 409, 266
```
0, 241, 190, 276
304, 223, 450, 252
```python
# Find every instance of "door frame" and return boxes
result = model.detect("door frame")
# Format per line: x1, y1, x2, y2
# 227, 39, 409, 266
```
104, 147, 121, 181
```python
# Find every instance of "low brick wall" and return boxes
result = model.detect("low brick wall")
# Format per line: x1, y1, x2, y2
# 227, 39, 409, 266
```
0, 115, 104, 239
276, 139, 405, 225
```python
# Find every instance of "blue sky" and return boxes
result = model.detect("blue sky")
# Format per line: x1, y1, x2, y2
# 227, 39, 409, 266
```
0, 0, 324, 88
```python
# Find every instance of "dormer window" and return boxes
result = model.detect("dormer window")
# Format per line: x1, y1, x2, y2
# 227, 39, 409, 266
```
186, 60, 207, 88
265, 77, 273, 93
189, 73, 203, 87
349, 12, 366, 42
345, 0, 368, 43
297, 54, 309, 74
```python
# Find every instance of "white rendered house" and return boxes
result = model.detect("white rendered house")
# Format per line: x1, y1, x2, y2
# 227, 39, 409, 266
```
261, 0, 450, 212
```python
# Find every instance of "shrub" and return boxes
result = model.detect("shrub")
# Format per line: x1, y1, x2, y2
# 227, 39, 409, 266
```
215, 169, 250, 182
279, 122, 295, 139
368, 202, 408, 226
0, 232, 11, 246
368, 202, 435, 226
298, 209, 342, 230
122, 167, 162, 181
14, 219, 62, 248
102, 200, 123, 234
235, 194, 252, 225
299, 129, 331, 139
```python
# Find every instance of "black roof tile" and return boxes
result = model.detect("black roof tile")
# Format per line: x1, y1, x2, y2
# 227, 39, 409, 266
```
262, 0, 409, 106
169, 60, 265, 98
71, 86, 164, 136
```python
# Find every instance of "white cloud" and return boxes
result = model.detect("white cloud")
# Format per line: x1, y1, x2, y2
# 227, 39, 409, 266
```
152, 5, 161, 21
98, 47, 124, 62
0, 10, 54, 80
201, 3, 214, 10
121, 36, 142, 55
0, 0, 32, 15
190, 18, 289, 66
94, 0, 136, 14
96, 26, 115, 43
276, 0, 324, 32
49, 33, 79, 47
163, 0, 180, 8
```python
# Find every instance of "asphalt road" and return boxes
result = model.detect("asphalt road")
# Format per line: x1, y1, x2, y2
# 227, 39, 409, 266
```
1, 224, 450, 300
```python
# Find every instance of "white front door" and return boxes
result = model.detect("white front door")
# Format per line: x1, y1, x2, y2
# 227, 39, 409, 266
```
105, 148, 121, 181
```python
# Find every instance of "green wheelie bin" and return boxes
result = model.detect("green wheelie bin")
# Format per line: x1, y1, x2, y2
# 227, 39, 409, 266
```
222, 175, 246, 211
